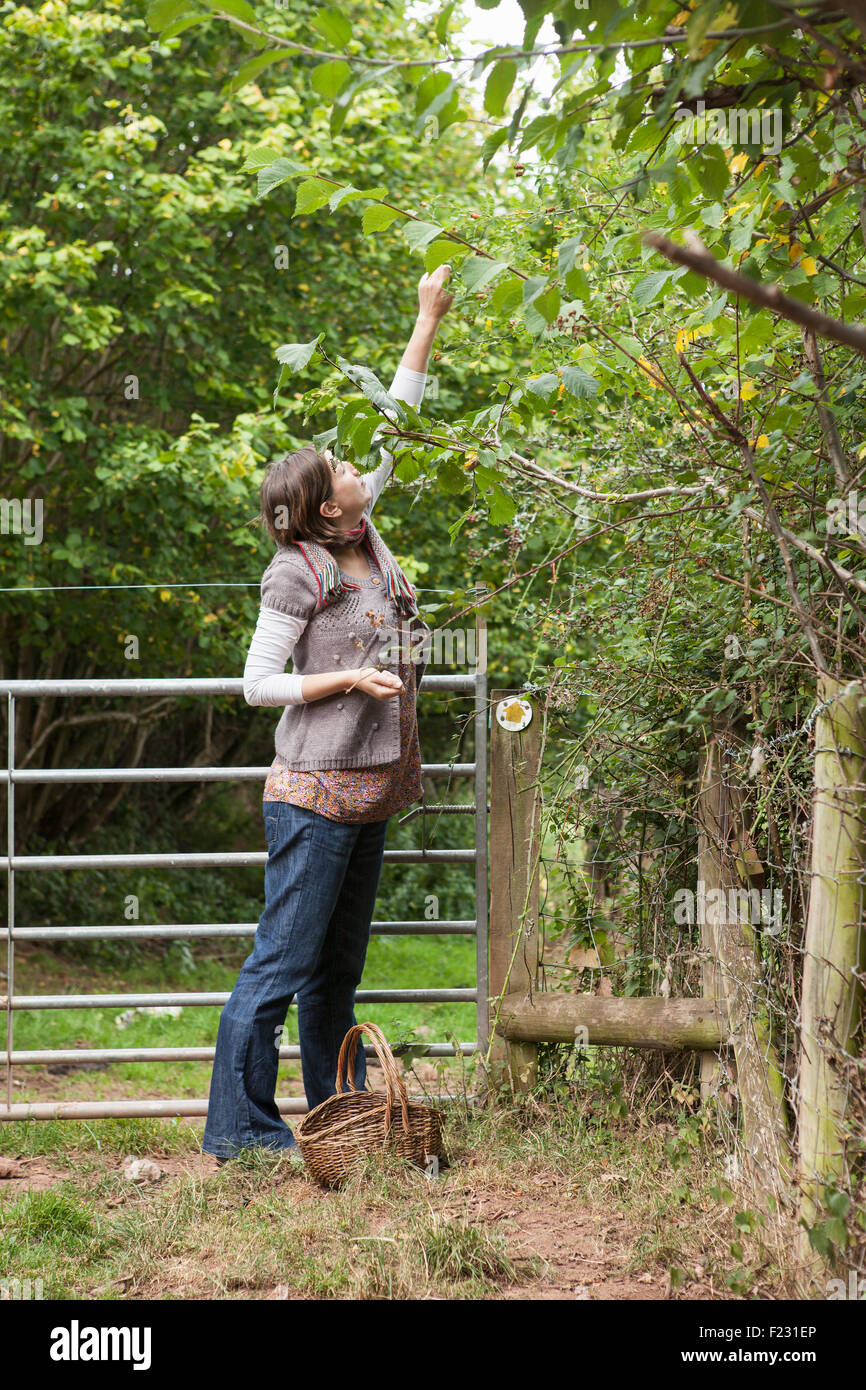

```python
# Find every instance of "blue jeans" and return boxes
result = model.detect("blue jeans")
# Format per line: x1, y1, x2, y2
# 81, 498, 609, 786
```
202, 800, 389, 1158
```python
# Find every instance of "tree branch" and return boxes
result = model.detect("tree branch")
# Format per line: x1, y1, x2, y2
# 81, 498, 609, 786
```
204, 11, 807, 71
643, 229, 866, 358
800, 327, 852, 492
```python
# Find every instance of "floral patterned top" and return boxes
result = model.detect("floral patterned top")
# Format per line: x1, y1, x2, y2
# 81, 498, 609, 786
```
262, 557, 423, 824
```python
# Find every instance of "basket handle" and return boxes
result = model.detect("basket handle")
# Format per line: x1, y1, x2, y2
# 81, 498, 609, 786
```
335, 1022, 411, 1138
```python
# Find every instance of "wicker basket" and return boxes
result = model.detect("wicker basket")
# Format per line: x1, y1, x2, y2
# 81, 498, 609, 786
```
295, 1022, 442, 1188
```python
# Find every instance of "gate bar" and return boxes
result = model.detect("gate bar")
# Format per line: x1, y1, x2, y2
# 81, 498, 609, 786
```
2, 1095, 468, 1121
0, 675, 476, 697
0, 762, 476, 785
2, 1043, 478, 1065
3, 849, 476, 870
1, 920, 477, 942
2, 660, 488, 1117
3, 989, 478, 1010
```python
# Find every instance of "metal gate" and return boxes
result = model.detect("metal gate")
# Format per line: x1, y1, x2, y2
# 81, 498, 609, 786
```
0, 632, 488, 1121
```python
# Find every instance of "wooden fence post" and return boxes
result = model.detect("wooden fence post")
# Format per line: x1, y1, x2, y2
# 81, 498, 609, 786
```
695, 731, 792, 1208
488, 689, 541, 1095
797, 675, 866, 1269
697, 737, 727, 1105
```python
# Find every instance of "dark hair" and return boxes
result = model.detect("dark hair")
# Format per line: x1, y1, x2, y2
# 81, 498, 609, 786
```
256, 446, 347, 548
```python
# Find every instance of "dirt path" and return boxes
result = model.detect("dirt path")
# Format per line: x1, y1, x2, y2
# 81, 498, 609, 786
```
0, 1147, 715, 1300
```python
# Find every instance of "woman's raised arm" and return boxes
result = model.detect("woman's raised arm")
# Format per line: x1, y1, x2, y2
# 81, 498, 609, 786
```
365, 265, 453, 515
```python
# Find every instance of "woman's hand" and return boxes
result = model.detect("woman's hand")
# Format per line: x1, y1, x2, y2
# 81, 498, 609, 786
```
353, 666, 404, 701
397, 265, 453, 375
417, 264, 453, 325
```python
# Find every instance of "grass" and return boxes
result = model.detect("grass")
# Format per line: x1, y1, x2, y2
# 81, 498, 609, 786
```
0, 1116, 205, 1159
0, 1077, 802, 1301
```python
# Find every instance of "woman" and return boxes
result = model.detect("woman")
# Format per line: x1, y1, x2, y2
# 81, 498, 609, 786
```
202, 266, 454, 1162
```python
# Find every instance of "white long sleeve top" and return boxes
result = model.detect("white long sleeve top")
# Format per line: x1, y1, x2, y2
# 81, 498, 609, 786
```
242, 364, 427, 708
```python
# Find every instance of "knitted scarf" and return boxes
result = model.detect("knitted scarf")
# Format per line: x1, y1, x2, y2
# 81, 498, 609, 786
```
293, 513, 420, 619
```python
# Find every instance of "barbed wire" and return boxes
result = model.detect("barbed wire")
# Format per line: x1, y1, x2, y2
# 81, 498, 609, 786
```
714, 686, 866, 764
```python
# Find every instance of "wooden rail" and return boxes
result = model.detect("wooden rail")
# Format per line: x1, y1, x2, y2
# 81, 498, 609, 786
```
496, 995, 723, 1050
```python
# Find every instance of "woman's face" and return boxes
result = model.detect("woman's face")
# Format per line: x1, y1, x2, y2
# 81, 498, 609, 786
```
322, 456, 371, 522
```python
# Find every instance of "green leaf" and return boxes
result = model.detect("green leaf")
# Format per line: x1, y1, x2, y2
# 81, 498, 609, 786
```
525, 373, 558, 401
403, 221, 444, 252
256, 157, 309, 199
806, 1221, 830, 1256
565, 265, 590, 299
313, 426, 339, 454
362, 204, 403, 236
522, 275, 548, 307
349, 411, 383, 457
394, 453, 421, 484
686, 0, 722, 58
700, 201, 725, 229
311, 6, 353, 49
490, 275, 523, 314
461, 255, 509, 293
435, 0, 456, 44
275, 334, 325, 374
147, 0, 195, 30
633, 270, 674, 306
274, 334, 325, 407
223, 50, 287, 96
200, 0, 256, 22
329, 183, 384, 212
158, 14, 212, 38
488, 480, 517, 524
842, 290, 866, 318
311, 59, 351, 100
827, 1191, 851, 1220
415, 72, 457, 122
241, 144, 283, 173
518, 112, 557, 154
336, 398, 370, 452
534, 285, 561, 323
481, 127, 509, 172
200, 0, 264, 48
328, 102, 349, 137
424, 239, 458, 272
336, 357, 406, 422
695, 143, 730, 201
484, 59, 517, 118
557, 235, 583, 277
560, 364, 598, 399
294, 177, 335, 216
